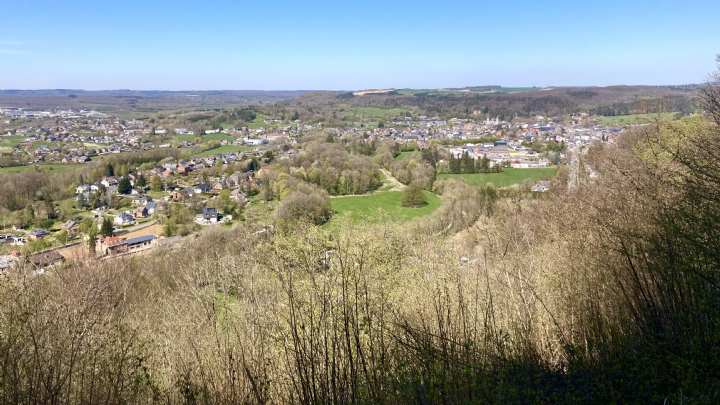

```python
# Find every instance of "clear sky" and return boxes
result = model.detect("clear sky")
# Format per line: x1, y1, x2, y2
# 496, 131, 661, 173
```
0, 0, 718, 90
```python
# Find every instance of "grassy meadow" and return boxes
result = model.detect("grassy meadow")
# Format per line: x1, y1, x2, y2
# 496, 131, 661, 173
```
394, 151, 421, 161
596, 112, 679, 126
328, 190, 440, 226
0, 163, 86, 174
0, 135, 27, 147
438, 167, 557, 188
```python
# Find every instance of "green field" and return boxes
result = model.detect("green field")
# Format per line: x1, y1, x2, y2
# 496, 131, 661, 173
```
0, 135, 27, 153
0, 135, 26, 147
193, 144, 252, 157
438, 167, 557, 188
343, 106, 411, 123
596, 112, 678, 126
0, 163, 86, 174
395, 151, 421, 161
328, 190, 440, 226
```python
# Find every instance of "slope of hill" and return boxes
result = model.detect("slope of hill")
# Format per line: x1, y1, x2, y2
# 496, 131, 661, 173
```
0, 89, 317, 112
296, 85, 700, 119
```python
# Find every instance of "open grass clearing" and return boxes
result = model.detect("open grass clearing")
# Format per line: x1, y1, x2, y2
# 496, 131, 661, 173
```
438, 167, 557, 188
0, 135, 26, 148
0, 163, 86, 174
328, 190, 440, 227
596, 112, 679, 126
395, 151, 421, 161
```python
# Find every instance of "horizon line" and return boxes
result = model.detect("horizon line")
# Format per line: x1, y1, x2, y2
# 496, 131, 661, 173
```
0, 83, 704, 93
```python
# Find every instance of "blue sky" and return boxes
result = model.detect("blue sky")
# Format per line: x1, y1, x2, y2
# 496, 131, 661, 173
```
0, 0, 718, 90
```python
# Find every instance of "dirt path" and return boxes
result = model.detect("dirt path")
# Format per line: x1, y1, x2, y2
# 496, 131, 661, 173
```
330, 169, 406, 199
380, 169, 406, 192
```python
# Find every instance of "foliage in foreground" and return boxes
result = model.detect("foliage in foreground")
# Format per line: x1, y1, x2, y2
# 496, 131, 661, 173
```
0, 83, 719, 404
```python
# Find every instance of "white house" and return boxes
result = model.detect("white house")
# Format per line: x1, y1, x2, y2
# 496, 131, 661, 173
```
114, 212, 135, 226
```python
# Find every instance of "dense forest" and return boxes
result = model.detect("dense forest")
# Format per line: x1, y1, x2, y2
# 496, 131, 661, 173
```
123, 85, 701, 129
285, 85, 699, 122
270, 141, 383, 196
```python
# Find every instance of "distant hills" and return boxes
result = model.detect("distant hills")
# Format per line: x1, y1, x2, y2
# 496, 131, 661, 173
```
0, 85, 702, 117
304, 85, 701, 119
0, 90, 317, 113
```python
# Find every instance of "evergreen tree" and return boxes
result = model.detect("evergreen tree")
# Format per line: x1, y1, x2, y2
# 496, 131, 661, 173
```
100, 217, 114, 237
246, 158, 259, 172
118, 176, 132, 194
87, 226, 97, 256
151, 176, 163, 191
476, 155, 490, 172
461, 151, 476, 173
104, 163, 115, 177
163, 219, 177, 237
449, 155, 461, 174
136, 174, 147, 188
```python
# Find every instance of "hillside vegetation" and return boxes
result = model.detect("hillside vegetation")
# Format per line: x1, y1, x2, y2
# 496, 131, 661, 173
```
438, 167, 557, 188
0, 82, 718, 403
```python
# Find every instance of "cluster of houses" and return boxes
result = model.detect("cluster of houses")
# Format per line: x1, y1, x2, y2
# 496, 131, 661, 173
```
0, 232, 163, 273
353, 113, 625, 152
74, 163, 252, 231
0, 229, 55, 247
449, 140, 551, 168
1, 108, 158, 163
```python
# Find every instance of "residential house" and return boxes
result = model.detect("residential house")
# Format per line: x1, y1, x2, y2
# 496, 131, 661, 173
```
114, 212, 135, 226
104, 235, 157, 256
132, 195, 151, 206
145, 201, 158, 215
27, 229, 49, 240
170, 190, 185, 202
76, 184, 92, 194
195, 207, 219, 225
101, 177, 119, 188
134, 206, 149, 219
194, 182, 212, 194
